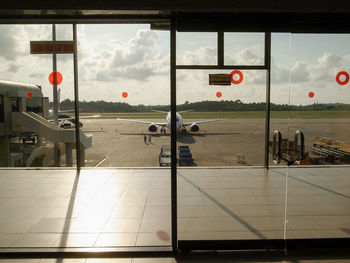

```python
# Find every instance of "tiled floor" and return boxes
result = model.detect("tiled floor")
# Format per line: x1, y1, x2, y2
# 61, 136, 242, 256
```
0, 167, 349, 248
1, 256, 350, 263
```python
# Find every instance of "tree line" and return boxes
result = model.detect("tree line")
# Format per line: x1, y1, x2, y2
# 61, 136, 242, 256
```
57, 99, 350, 113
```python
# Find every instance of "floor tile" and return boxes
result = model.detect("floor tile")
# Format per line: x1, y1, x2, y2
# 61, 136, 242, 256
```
143, 206, 170, 218
95, 233, 137, 246
39, 259, 86, 263
52, 233, 98, 247
0, 234, 20, 247
103, 218, 141, 233
10, 234, 60, 247
0, 218, 40, 234
136, 232, 171, 246
28, 218, 71, 233
86, 259, 132, 263
110, 206, 145, 218
131, 259, 176, 263
0, 260, 40, 263
139, 218, 171, 233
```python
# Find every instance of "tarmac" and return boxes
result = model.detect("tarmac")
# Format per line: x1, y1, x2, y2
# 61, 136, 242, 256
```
81, 118, 350, 167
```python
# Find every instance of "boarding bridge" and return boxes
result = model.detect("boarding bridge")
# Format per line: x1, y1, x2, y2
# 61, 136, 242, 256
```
12, 111, 92, 166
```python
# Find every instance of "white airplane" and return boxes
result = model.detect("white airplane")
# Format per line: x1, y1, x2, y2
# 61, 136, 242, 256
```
118, 110, 224, 134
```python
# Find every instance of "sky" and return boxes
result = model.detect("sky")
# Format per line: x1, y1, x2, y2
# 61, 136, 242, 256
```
0, 24, 350, 106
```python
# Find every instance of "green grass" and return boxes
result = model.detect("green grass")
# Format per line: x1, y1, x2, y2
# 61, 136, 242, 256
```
80, 111, 350, 119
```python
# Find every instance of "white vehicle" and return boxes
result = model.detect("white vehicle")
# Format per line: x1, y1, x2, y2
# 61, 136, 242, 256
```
118, 110, 224, 134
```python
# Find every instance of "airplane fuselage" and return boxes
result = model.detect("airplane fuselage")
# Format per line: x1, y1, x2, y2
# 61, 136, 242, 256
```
166, 112, 183, 133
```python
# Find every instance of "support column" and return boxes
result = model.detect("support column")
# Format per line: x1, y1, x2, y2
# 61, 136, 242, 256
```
170, 17, 178, 252
52, 24, 60, 167
264, 32, 272, 170
65, 143, 73, 167
19, 98, 26, 112
73, 24, 81, 171
79, 147, 85, 167
0, 136, 10, 167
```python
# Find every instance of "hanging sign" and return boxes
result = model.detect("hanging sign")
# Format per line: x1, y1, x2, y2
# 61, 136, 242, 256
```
30, 41, 75, 54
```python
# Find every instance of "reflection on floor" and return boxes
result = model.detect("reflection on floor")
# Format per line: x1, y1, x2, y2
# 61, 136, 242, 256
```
0, 167, 349, 248
1, 253, 350, 263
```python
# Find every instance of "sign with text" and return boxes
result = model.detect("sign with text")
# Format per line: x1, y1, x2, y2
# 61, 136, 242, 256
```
209, 74, 231, 85
30, 41, 75, 54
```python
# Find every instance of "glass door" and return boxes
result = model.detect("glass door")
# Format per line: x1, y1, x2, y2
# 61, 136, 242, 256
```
175, 31, 287, 248
270, 32, 350, 247
284, 33, 350, 242
77, 24, 172, 248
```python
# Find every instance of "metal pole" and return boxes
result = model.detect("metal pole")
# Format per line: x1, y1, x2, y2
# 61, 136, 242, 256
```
218, 32, 224, 67
52, 24, 60, 167
170, 17, 178, 252
73, 24, 81, 171
264, 32, 271, 169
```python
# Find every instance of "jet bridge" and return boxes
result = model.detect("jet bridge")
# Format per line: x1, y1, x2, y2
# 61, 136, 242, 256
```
12, 111, 92, 166
0, 80, 92, 167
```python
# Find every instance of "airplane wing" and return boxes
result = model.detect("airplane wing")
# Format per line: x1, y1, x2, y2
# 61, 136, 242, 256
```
117, 118, 168, 127
151, 109, 168, 113
182, 119, 226, 127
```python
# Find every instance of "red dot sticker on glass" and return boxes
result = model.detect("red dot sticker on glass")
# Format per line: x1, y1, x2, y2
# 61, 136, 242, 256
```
216, 91, 222, 98
122, 92, 128, 98
49, 71, 63, 85
336, 71, 349, 85
157, 231, 170, 241
308, 91, 314, 98
230, 70, 243, 85
27, 92, 33, 98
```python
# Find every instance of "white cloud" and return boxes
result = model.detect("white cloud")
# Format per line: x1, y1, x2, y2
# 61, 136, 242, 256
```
234, 49, 264, 65
79, 28, 168, 84
1, 24, 349, 106
290, 61, 310, 83
0, 25, 28, 60
180, 47, 216, 65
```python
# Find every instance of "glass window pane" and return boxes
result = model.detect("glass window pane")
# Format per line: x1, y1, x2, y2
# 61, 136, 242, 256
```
78, 24, 170, 168
0, 24, 77, 168
224, 33, 265, 65
286, 34, 350, 240
177, 32, 217, 65
0, 23, 172, 250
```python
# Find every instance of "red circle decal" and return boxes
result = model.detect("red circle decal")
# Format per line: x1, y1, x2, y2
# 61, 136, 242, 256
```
49, 72, 63, 85
308, 91, 314, 98
216, 92, 222, 98
157, 231, 170, 241
27, 92, 33, 98
230, 70, 244, 85
336, 71, 349, 85
122, 92, 128, 98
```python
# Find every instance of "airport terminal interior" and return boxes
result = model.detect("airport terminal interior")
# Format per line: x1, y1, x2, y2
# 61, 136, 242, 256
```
0, 3, 350, 262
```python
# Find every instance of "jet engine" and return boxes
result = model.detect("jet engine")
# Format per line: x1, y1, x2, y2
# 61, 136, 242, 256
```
190, 123, 199, 132
148, 123, 158, 132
